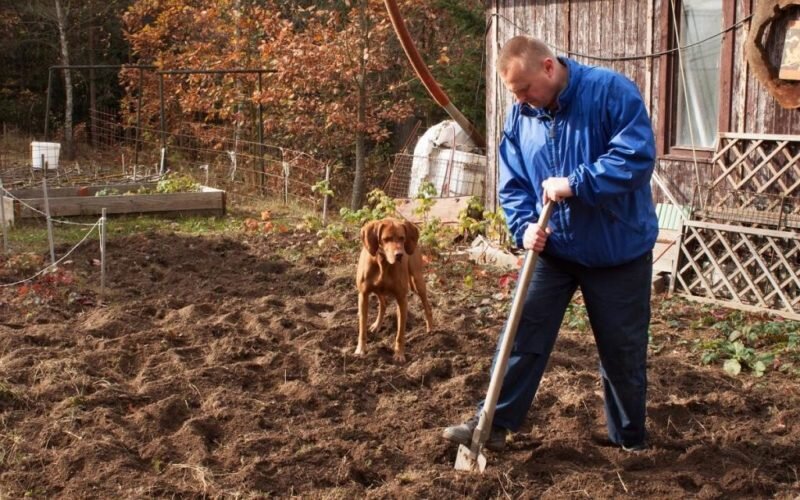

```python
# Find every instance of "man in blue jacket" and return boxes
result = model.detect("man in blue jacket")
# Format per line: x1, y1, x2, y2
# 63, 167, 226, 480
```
443, 35, 658, 452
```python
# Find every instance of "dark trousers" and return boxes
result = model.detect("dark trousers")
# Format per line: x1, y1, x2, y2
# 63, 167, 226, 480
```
480, 251, 652, 447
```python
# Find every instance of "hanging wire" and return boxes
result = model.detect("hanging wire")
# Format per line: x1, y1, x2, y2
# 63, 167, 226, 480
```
489, 12, 752, 62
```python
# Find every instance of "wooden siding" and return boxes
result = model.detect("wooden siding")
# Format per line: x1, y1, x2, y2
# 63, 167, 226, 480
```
486, 0, 800, 211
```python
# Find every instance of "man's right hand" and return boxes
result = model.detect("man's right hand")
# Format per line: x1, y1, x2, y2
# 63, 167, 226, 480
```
523, 223, 550, 252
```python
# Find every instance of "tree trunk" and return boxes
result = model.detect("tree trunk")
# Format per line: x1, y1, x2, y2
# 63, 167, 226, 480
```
54, 0, 74, 160
350, 1, 369, 210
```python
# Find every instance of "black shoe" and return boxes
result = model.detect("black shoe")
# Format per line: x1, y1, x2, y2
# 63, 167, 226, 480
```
442, 415, 507, 452
621, 442, 648, 453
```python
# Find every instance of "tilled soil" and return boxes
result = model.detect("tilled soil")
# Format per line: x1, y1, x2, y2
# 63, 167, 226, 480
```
0, 228, 798, 498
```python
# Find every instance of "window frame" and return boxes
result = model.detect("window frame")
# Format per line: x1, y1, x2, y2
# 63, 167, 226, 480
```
657, 0, 736, 160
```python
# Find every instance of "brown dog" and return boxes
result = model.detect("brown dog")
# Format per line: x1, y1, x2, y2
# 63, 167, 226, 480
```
356, 218, 433, 362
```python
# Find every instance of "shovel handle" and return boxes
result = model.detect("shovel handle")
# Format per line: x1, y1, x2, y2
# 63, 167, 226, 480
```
469, 201, 554, 452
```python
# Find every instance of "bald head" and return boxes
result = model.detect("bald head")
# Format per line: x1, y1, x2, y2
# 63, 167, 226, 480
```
497, 35, 567, 110
497, 36, 555, 76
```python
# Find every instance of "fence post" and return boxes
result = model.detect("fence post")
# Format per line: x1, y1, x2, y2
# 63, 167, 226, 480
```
322, 163, 331, 226
41, 156, 56, 266
0, 177, 7, 254
100, 207, 106, 295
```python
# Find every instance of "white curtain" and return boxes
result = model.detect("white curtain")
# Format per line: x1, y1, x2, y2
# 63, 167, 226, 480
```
676, 0, 722, 148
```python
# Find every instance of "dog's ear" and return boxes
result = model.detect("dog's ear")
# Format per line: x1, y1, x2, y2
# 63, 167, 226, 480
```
361, 220, 380, 256
403, 220, 419, 255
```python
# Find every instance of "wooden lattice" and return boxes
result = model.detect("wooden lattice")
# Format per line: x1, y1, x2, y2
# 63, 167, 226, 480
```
674, 220, 800, 319
701, 133, 800, 229
709, 133, 800, 199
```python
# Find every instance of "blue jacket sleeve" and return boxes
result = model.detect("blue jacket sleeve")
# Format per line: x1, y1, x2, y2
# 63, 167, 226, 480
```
498, 108, 539, 249
567, 76, 655, 206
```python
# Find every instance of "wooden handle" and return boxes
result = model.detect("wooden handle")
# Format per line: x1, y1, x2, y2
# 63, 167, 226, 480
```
469, 201, 554, 452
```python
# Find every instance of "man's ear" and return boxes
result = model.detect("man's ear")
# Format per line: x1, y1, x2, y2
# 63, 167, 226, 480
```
361, 220, 380, 256
403, 220, 419, 255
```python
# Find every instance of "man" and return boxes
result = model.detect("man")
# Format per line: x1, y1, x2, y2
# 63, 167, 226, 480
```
442, 35, 658, 452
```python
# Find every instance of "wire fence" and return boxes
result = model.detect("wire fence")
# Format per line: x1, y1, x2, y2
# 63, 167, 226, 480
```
385, 152, 487, 199
89, 108, 332, 208
0, 109, 334, 214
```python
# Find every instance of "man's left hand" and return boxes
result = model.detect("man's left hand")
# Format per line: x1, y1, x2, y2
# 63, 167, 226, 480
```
542, 177, 573, 203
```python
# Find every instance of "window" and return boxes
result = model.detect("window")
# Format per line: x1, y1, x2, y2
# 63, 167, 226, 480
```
658, 0, 733, 158
674, 0, 723, 148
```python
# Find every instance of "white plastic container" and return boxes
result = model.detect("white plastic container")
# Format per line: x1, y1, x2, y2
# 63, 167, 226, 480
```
426, 148, 486, 198
31, 141, 61, 170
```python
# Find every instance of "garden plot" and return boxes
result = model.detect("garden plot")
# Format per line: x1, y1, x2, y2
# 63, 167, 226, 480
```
4, 182, 225, 221
0, 227, 798, 498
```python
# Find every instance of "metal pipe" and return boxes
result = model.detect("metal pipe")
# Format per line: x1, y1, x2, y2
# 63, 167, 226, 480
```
159, 73, 165, 151
48, 64, 156, 70
0, 177, 7, 254
135, 67, 144, 168
157, 68, 276, 75
44, 68, 53, 140
258, 72, 265, 192
383, 0, 485, 149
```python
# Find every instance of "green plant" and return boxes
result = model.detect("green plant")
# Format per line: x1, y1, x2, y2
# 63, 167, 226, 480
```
484, 207, 510, 248
311, 179, 334, 199
339, 189, 397, 225
413, 181, 437, 221
419, 216, 443, 252
315, 223, 350, 249
456, 196, 511, 248
156, 172, 201, 194
564, 302, 589, 333
94, 187, 120, 197
301, 214, 324, 233
692, 311, 800, 378
457, 196, 487, 239
412, 181, 445, 252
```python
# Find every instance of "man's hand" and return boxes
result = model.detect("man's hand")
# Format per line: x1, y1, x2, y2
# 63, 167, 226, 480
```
542, 177, 573, 203
523, 223, 550, 252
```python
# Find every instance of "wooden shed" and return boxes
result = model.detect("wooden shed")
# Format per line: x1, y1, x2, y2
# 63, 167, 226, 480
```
484, 0, 800, 318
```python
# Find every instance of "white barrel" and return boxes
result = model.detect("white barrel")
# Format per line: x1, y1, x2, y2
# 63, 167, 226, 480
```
31, 141, 61, 170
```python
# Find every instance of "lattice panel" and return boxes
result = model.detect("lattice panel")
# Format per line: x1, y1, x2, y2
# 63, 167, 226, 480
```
674, 220, 800, 319
709, 133, 800, 200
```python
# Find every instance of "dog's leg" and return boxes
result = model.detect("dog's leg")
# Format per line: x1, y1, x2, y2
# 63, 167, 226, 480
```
369, 294, 386, 333
393, 294, 408, 363
411, 268, 434, 333
356, 292, 369, 355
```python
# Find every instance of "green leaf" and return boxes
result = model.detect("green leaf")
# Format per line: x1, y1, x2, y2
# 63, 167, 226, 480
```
728, 330, 742, 342
752, 360, 766, 377
723, 358, 742, 376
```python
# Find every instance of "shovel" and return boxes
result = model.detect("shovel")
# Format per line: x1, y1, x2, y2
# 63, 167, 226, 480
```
455, 201, 554, 472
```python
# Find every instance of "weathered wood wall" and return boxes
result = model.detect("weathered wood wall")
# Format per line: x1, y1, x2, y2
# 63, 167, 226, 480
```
485, 0, 800, 210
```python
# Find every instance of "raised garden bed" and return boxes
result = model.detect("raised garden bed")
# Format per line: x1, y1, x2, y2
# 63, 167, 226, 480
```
4, 182, 225, 222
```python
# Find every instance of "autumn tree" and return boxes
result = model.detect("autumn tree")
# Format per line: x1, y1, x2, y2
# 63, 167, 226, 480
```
121, 0, 484, 206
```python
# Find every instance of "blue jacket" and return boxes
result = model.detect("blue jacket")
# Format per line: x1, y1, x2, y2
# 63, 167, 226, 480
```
498, 57, 658, 267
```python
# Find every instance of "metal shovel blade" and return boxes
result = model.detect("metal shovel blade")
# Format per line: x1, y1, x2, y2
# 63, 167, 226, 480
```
454, 444, 487, 472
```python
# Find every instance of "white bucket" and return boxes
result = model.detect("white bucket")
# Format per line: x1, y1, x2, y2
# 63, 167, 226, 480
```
31, 141, 61, 170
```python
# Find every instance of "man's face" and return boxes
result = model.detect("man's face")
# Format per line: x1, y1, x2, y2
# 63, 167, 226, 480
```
500, 57, 558, 109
